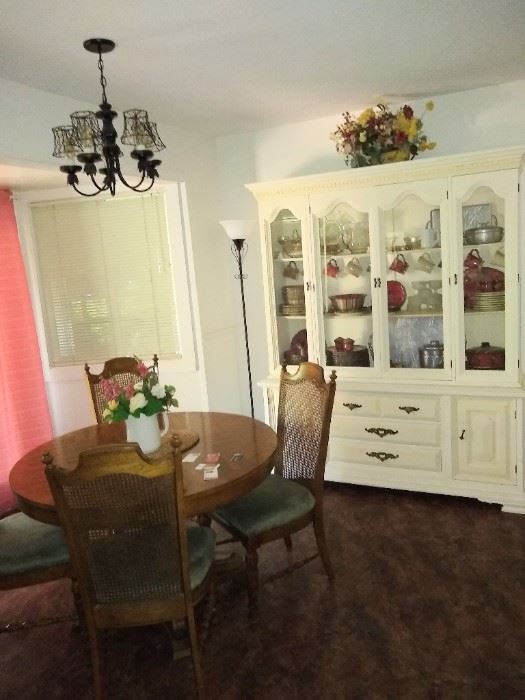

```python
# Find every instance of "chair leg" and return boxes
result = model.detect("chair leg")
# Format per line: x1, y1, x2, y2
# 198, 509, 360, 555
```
283, 535, 293, 550
71, 577, 85, 630
186, 607, 205, 700
313, 511, 334, 582
86, 619, 104, 700
245, 547, 259, 617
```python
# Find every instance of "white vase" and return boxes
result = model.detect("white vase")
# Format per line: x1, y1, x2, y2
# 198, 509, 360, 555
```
125, 412, 169, 454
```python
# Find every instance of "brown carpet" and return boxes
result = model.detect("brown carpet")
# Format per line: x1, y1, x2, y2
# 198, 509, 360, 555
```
1, 483, 525, 699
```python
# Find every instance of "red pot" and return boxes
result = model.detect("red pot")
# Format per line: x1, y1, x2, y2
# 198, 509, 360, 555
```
465, 342, 505, 370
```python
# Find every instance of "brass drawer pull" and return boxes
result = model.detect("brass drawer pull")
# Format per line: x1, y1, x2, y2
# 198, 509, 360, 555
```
366, 451, 399, 462
343, 402, 362, 411
398, 406, 420, 414
365, 427, 399, 438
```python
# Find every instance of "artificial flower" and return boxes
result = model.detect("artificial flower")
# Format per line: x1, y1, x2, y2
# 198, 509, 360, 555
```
100, 357, 178, 423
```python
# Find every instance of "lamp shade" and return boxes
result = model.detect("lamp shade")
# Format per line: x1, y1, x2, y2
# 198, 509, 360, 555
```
219, 220, 257, 241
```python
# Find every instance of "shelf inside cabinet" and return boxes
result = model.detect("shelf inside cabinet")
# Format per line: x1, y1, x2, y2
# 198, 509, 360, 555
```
274, 255, 303, 262
278, 314, 306, 319
324, 308, 373, 318
388, 310, 444, 318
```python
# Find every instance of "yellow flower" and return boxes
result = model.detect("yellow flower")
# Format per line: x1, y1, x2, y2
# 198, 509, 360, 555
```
359, 131, 367, 143
394, 114, 418, 140
382, 148, 410, 163
357, 107, 375, 126
425, 100, 434, 112
108, 399, 118, 411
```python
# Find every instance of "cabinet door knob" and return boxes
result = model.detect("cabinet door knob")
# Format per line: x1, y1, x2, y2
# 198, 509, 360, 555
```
399, 406, 420, 414
365, 427, 399, 438
459, 429, 466, 440
343, 402, 362, 411
366, 451, 399, 462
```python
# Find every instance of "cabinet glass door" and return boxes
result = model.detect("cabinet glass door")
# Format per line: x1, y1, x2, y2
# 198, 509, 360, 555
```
379, 184, 450, 376
269, 208, 309, 366
317, 202, 374, 370
453, 171, 518, 383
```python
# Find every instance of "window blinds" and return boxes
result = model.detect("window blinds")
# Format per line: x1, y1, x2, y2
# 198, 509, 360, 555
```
30, 193, 181, 367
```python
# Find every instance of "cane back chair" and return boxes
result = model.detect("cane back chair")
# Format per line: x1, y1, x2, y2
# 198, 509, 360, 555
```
44, 442, 215, 700
0, 509, 71, 603
212, 362, 336, 615
84, 354, 159, 424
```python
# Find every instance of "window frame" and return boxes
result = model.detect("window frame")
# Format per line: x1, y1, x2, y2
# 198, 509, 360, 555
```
13, 182, 199, 383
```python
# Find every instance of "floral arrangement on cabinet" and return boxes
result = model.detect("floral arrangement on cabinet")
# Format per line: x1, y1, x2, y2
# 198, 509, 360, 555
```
101, 358, 177, 423
331, 101, 436, 167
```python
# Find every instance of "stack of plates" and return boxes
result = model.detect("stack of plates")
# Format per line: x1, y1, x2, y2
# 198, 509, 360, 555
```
280, 303, 306, 316
471, 291, 505, 311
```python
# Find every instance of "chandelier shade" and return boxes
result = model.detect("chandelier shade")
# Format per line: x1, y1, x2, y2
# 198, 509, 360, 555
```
51, 38, 165, 197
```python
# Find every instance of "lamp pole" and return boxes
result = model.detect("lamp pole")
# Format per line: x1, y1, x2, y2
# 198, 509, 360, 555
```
220, 220, 257, 419
231, 238, 254, 418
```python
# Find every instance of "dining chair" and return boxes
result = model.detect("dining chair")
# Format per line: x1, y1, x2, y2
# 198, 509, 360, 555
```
44, 441, 215, 700
0, 508, 72, 630
212, 361, 337, 615
84, 354, 159, 423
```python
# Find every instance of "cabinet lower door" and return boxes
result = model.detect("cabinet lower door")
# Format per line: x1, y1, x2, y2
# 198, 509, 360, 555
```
454, 398, 516, 484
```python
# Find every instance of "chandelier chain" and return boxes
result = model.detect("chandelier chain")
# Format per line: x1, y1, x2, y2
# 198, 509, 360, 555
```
97, 49, 108, 104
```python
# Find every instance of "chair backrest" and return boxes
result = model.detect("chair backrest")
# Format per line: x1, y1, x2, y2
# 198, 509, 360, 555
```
274, 362, 336, 493
44, 442, 193, 627
84, 355, 159, 423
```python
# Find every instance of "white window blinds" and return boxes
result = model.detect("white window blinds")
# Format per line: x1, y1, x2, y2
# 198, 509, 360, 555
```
30, 193, 181, 367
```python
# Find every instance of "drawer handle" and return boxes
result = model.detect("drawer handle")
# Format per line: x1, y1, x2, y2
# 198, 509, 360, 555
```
398, 406, 420, 414
343, 402, 362, 411
366, 451, 399, 463
365, 427, 399, 439
459, 429, 466, 440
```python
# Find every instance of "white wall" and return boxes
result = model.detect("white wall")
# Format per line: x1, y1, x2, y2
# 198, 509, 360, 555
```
0, 77, 242, 433
216, 79, 525, 414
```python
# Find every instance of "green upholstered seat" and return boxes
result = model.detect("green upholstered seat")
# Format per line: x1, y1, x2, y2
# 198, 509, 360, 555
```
187, 525, 215, 588
213, 474, 315, 537
0, 512, 70, 577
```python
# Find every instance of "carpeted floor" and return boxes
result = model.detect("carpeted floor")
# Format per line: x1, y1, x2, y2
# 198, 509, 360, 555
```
1, 483, 525, 700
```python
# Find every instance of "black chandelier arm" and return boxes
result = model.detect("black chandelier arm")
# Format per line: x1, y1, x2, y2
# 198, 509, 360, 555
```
71, 181, 108, 197
114, 160, 153, 192
88, 173, 108, 192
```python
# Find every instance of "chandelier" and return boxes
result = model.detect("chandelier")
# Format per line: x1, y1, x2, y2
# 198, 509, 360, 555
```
52, 38, 165, 197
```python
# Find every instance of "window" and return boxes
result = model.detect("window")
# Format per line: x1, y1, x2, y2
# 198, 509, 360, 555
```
30, 192, 182, 367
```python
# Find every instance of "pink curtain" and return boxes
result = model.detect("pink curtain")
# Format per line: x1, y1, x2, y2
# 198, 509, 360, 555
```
0, 189, 52, 510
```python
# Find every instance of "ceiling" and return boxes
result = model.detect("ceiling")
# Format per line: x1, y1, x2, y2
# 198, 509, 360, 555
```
1, 0, 524, 138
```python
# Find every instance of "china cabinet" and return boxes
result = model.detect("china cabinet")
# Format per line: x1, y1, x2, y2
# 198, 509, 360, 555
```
247, 147, 525, 513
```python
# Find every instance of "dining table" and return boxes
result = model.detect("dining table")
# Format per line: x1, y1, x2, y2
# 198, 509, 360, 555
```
9, 411, 277, 525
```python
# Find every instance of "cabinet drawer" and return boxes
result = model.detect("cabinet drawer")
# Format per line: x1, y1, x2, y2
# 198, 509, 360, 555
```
333, 392, 380, 417
380, 395, 439, 420
329, 438, 441, 472
331, 416, 439, 446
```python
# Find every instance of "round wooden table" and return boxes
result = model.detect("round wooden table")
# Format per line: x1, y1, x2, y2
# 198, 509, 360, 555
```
9, 412, 277, 524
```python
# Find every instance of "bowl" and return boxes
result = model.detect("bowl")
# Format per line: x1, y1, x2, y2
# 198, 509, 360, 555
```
329, 293, 365, 313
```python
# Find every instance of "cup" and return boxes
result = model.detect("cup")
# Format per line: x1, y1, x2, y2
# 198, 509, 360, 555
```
325, 258, 340, 278
492, 246, 505, 268
283, 261, 300, 280
415, 252, 435, 273
389, 253, 409, 274
346, 257, 363, 277
420, 221, 438, 249
464, 248, 484, 270
334, 337, 354, 352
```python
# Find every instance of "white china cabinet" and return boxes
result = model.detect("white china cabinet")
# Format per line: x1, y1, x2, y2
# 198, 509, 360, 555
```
247, 147, 525, 513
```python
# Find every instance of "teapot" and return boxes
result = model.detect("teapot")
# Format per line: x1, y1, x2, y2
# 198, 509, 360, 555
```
419, 220, 439, 249
389, 253, 409, 274
464, 248, 483, 270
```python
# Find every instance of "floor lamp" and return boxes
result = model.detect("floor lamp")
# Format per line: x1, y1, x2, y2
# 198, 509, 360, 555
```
220, 220, 257, 418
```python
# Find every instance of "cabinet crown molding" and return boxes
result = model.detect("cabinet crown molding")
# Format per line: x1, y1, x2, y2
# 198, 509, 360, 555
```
246, 146, 525, 200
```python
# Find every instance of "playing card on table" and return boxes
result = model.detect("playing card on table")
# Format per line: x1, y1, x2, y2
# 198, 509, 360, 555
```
204, 453, 220, 464
203, 466, 219, 480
